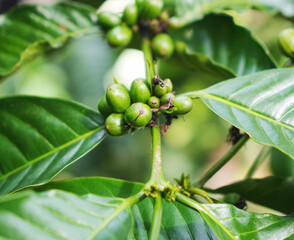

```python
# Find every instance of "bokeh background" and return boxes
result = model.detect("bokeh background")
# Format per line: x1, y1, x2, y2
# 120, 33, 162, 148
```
1, 0, 293, 214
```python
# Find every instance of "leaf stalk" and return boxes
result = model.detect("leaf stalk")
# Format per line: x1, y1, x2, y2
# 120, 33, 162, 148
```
245, 146, 271, 179
196, 134, 249, 187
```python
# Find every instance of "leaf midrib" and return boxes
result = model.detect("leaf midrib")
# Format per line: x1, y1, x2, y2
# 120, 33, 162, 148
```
176, 193, 236, 239
87, 193, 144, 240
0, 126, 104, 181
197, 91, 294, 132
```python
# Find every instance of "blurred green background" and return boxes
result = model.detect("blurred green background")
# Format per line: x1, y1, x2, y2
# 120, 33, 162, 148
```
1, 0, 293, 214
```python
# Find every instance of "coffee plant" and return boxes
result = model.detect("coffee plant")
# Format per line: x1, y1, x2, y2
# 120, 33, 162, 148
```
0, 0, 294, 239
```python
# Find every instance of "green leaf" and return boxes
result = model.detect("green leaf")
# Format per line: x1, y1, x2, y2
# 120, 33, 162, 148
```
0, 190, 135, 240
271, 148, 294, 177
0, 96, 106, 195
38, 177, 218, 239
23, 177, 294, 239
187, 68, 294, 159
177, 193, 294, 240
0, 2, 99, 79
202, 204, 294, 240
175, 0, 294, 24
36, 176, 143, 198
208, 176, 294, 214
171, 14, 276, 79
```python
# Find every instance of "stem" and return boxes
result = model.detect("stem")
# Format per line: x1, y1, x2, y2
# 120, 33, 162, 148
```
196, 134, 249, 187
189, 187, 214, 204
245, 146, 271, 179
142, 37, 156, 88
146, 122, 167, 190
142, 37, 167, 190
176, 192, 206, 212
149, 194, 162, 240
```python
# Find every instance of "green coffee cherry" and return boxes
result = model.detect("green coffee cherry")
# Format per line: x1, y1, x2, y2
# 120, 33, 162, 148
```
105, 113, 128, 136
148, 96, 160, 108
123, 4, 138, 26
168, 17, 181, 30
138, 0, 164, 20
130, 78, 151, 103
153, 84, 167, 98
106, 83, 131, 113
172, 96, 193, 115
124, 103, 152, 127
152, 33, 174, 58
106, 25, 133, 48
159, 11, 169, 22
160, 92, 175, 105
98, 12, 121, 29
98, 95, 113, 118
164, 78, 173, 92
279, 28, 294, 59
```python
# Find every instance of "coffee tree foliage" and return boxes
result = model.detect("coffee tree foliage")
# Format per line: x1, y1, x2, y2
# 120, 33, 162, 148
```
0, 0, 294, 239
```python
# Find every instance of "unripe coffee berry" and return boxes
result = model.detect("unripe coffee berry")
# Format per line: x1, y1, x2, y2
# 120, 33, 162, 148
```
172, 96, 193, 115
138, 0, 164, 20
279, 28, 294, 59
123, 4, 138, 26
130, 78, 151, 103
164, 78, 173, 92
107, 25, 133, 48
105, 113, 128, 136
152, 33, 174, 58
148, 96, 160, 108
98, 12, 121, 29
153, 84, 167, 98
98, 95, 112, 118
160, 92, 175, 105
106, 83, 131, 113
124, 103, 152, 128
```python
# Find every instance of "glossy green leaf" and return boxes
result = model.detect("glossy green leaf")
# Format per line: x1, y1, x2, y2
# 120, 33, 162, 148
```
177, 193, 294, 240
208, 176, 294, 214
36, 176, 143, 198
171, 42, 235, 80
0, 2, 99, 79
175, 0, 294, 25
187, 68, 294, 159
171, 14, 276, 79
38, 177, 218, 240
136, 199, 218, 240
0, 190, 135, 240
201, 203, 294, 240
0, 96, 106, 195
38, 177, 294, 239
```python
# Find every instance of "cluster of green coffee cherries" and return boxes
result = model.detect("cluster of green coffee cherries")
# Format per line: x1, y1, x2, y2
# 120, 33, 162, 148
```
98, 0, 174, 58
98, 77, 193, 136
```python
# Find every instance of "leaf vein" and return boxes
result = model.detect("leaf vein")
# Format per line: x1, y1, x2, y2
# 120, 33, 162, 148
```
0, 127, 103, 182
